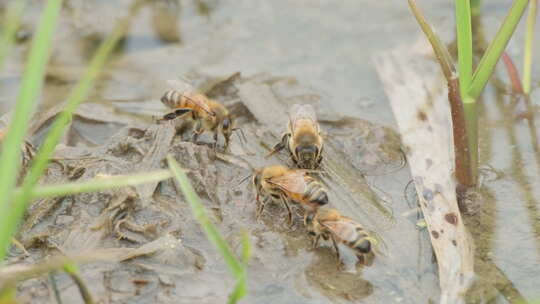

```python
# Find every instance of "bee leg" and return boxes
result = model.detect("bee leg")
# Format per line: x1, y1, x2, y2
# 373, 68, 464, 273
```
357, 254, 366, 265
224, 133, 231, 150
330, 235, 342, 267
256, 196, 269, 220
279, 194, 294, 228
192, 122, 204, 143
266, 133, 290, 158
213, 131, 219, 151
162, 108, 192, 121
312, 234, 321, 249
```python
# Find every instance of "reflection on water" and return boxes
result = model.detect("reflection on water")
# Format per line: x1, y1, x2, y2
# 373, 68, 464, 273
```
1, 0, 540, 302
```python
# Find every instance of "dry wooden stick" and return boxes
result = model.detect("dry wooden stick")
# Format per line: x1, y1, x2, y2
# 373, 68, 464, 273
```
374, 49, 475, 304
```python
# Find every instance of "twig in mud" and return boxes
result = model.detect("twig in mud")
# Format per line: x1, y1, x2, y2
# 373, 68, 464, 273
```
10, 237, 29, 257
0, 236, 179, 292
48, 272, 63, 304
64, 264, 95, 304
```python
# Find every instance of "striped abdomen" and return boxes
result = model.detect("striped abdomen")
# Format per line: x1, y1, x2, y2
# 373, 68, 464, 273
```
160, 90, 184, 108
342, 226, 372, 254
303, 178, 328, 208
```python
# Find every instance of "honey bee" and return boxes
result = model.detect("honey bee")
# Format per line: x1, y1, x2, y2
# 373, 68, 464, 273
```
159, 80, 241, 149
267, 104, 323, 169
304, 207, 374, 266
252, 165, 328, 227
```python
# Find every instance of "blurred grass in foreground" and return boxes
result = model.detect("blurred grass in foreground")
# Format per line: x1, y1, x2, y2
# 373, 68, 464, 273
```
0, 0, 169, 302
4, 0, 147, 263
167, 156, 251, 304
0, 0, 64, 261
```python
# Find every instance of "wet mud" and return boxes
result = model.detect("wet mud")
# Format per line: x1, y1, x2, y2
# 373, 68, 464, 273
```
2, 1, 540, 303
5, 74, 438, 304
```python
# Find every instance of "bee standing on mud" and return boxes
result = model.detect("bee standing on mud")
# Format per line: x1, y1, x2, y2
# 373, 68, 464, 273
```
252, 165, 328, 227
267, 104, 324, 169
159, 81, 241, 149
304, 207, 374, 266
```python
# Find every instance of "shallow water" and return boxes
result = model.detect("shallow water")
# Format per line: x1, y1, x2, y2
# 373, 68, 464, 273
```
2, 0, 540, 303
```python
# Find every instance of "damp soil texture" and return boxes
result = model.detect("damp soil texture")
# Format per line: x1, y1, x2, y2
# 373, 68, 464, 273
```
2, 1, 540, 303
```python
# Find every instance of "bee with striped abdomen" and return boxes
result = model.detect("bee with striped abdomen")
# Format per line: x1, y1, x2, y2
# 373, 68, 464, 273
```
304, 207, 374, 266
252, 165, 328, 227
159, 80, 241, 149
267, 104, 323, 169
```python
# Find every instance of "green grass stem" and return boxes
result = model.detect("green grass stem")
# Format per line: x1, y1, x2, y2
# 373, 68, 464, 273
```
0, 0, 27, 70
523, 0, 537, 94
407, 0, 455, 81
228, 231, 251, 304
0, 0, 63, 261
63, 263, 95, 304
0, 0, 146, 264
456, 0, 473, 99
13, 170, 172, 200
471, 0, 482, 17
462, 98, 478, 179
167, 156, 249, 303
468, 0, 529, 98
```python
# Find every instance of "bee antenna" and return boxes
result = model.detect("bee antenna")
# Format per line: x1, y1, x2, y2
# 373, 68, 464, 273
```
232, 128, 247, 144
234, 173, 253, 188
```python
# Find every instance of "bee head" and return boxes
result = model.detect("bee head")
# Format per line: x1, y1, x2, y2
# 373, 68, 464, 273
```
220, 116, 233, 147
252, 171, 262, 189
222, 116, 232, 132
304, 212, 318, 236
295, 145, 318, 169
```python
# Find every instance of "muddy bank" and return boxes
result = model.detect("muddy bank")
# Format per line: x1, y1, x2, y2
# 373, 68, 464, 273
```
6, 75, 440, 303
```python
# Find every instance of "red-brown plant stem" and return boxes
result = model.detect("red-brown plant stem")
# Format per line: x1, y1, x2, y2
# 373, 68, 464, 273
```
408, 0, 475, 192
502, 52, 524, 94
448, 77, 475, 192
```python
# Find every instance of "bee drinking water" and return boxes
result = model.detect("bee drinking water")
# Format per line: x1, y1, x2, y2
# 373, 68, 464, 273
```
159, 80, 243, 149
267, 104, 324, 169
252, 165, 328, 227
304, 207, 374, 266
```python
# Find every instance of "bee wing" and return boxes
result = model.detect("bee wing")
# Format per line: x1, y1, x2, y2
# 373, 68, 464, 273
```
266, 170, 309, 195
321, 220, 362, 244
165, 79, 215, 116
289, 104, 319, 133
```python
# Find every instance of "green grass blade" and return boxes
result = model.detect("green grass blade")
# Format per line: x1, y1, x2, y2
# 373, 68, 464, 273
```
1, 0, 146, 264
228, 276, 247, 304
0, 0, 27, 70
0, 0, 63, 261
167, 156, 248, 302
228, 231, 251, 304
468, 0, 529, 98
462, 97, 478, 179
241, 230, 251, 264
62, 262, 79, 274
522, 0, 537, 94
407, 0, 455, 81
13, 170, 172, 200
455, 0, 473, 99
471, 0, 482, 17
63, 263, 95, 304
22, 7, 135, 189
